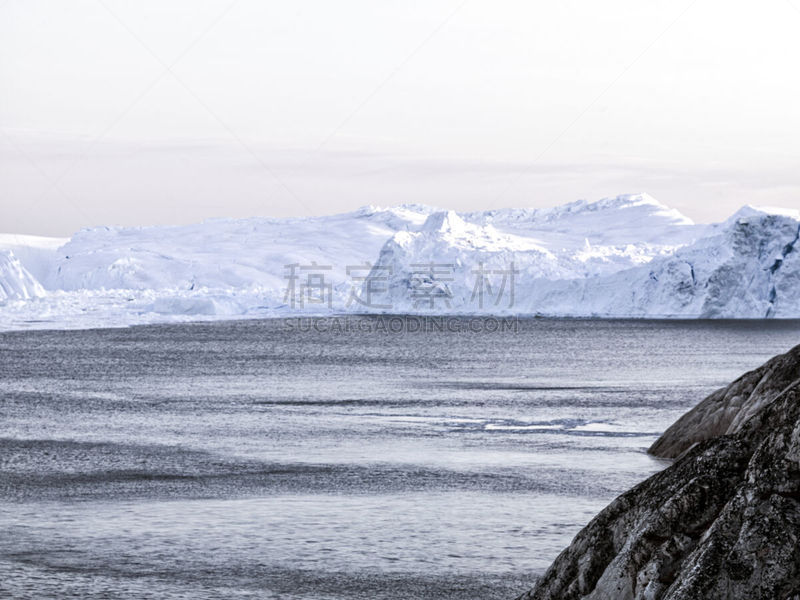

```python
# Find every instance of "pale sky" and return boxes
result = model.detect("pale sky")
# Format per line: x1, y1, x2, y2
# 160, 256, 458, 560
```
2, 0, 800, 236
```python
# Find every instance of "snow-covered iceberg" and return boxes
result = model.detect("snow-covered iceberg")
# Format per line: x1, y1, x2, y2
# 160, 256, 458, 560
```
361, 194, 707, 314
1, 195, 799, 330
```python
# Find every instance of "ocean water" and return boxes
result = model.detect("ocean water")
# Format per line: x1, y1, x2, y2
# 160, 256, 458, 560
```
2, 317, 800, 599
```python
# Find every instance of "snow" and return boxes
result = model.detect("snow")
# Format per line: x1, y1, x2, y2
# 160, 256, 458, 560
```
1, 195, 799, 330
48, 206, 431, 293
726, 205, 800, 221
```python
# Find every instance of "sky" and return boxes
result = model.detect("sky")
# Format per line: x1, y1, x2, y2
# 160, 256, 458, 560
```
2, 0, 800, 236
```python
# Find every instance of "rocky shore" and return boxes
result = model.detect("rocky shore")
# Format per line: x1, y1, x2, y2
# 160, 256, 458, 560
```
517, 344, 800, 600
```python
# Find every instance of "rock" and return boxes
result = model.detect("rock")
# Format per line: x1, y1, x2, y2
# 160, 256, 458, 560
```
649, 344, 800, 458
516, 345, 800, 600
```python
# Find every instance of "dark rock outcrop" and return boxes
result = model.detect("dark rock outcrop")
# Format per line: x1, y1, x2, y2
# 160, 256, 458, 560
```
517, 344, 800, 600
649, 344, 800, 458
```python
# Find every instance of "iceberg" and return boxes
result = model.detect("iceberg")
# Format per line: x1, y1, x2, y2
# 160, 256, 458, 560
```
0, 250, 46, 302
1, 195, 799, 330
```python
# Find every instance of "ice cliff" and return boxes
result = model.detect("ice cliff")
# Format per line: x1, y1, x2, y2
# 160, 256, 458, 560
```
364, 197, 800, 318
0, 251, 45, 302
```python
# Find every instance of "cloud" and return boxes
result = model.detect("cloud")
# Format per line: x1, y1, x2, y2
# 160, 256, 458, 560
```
2, 134, 799, 237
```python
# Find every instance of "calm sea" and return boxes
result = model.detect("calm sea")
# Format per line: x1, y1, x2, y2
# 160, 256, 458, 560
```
2, 317, 799, 599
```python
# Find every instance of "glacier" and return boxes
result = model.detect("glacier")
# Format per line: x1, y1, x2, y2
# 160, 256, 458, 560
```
1, 194, 799, 330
